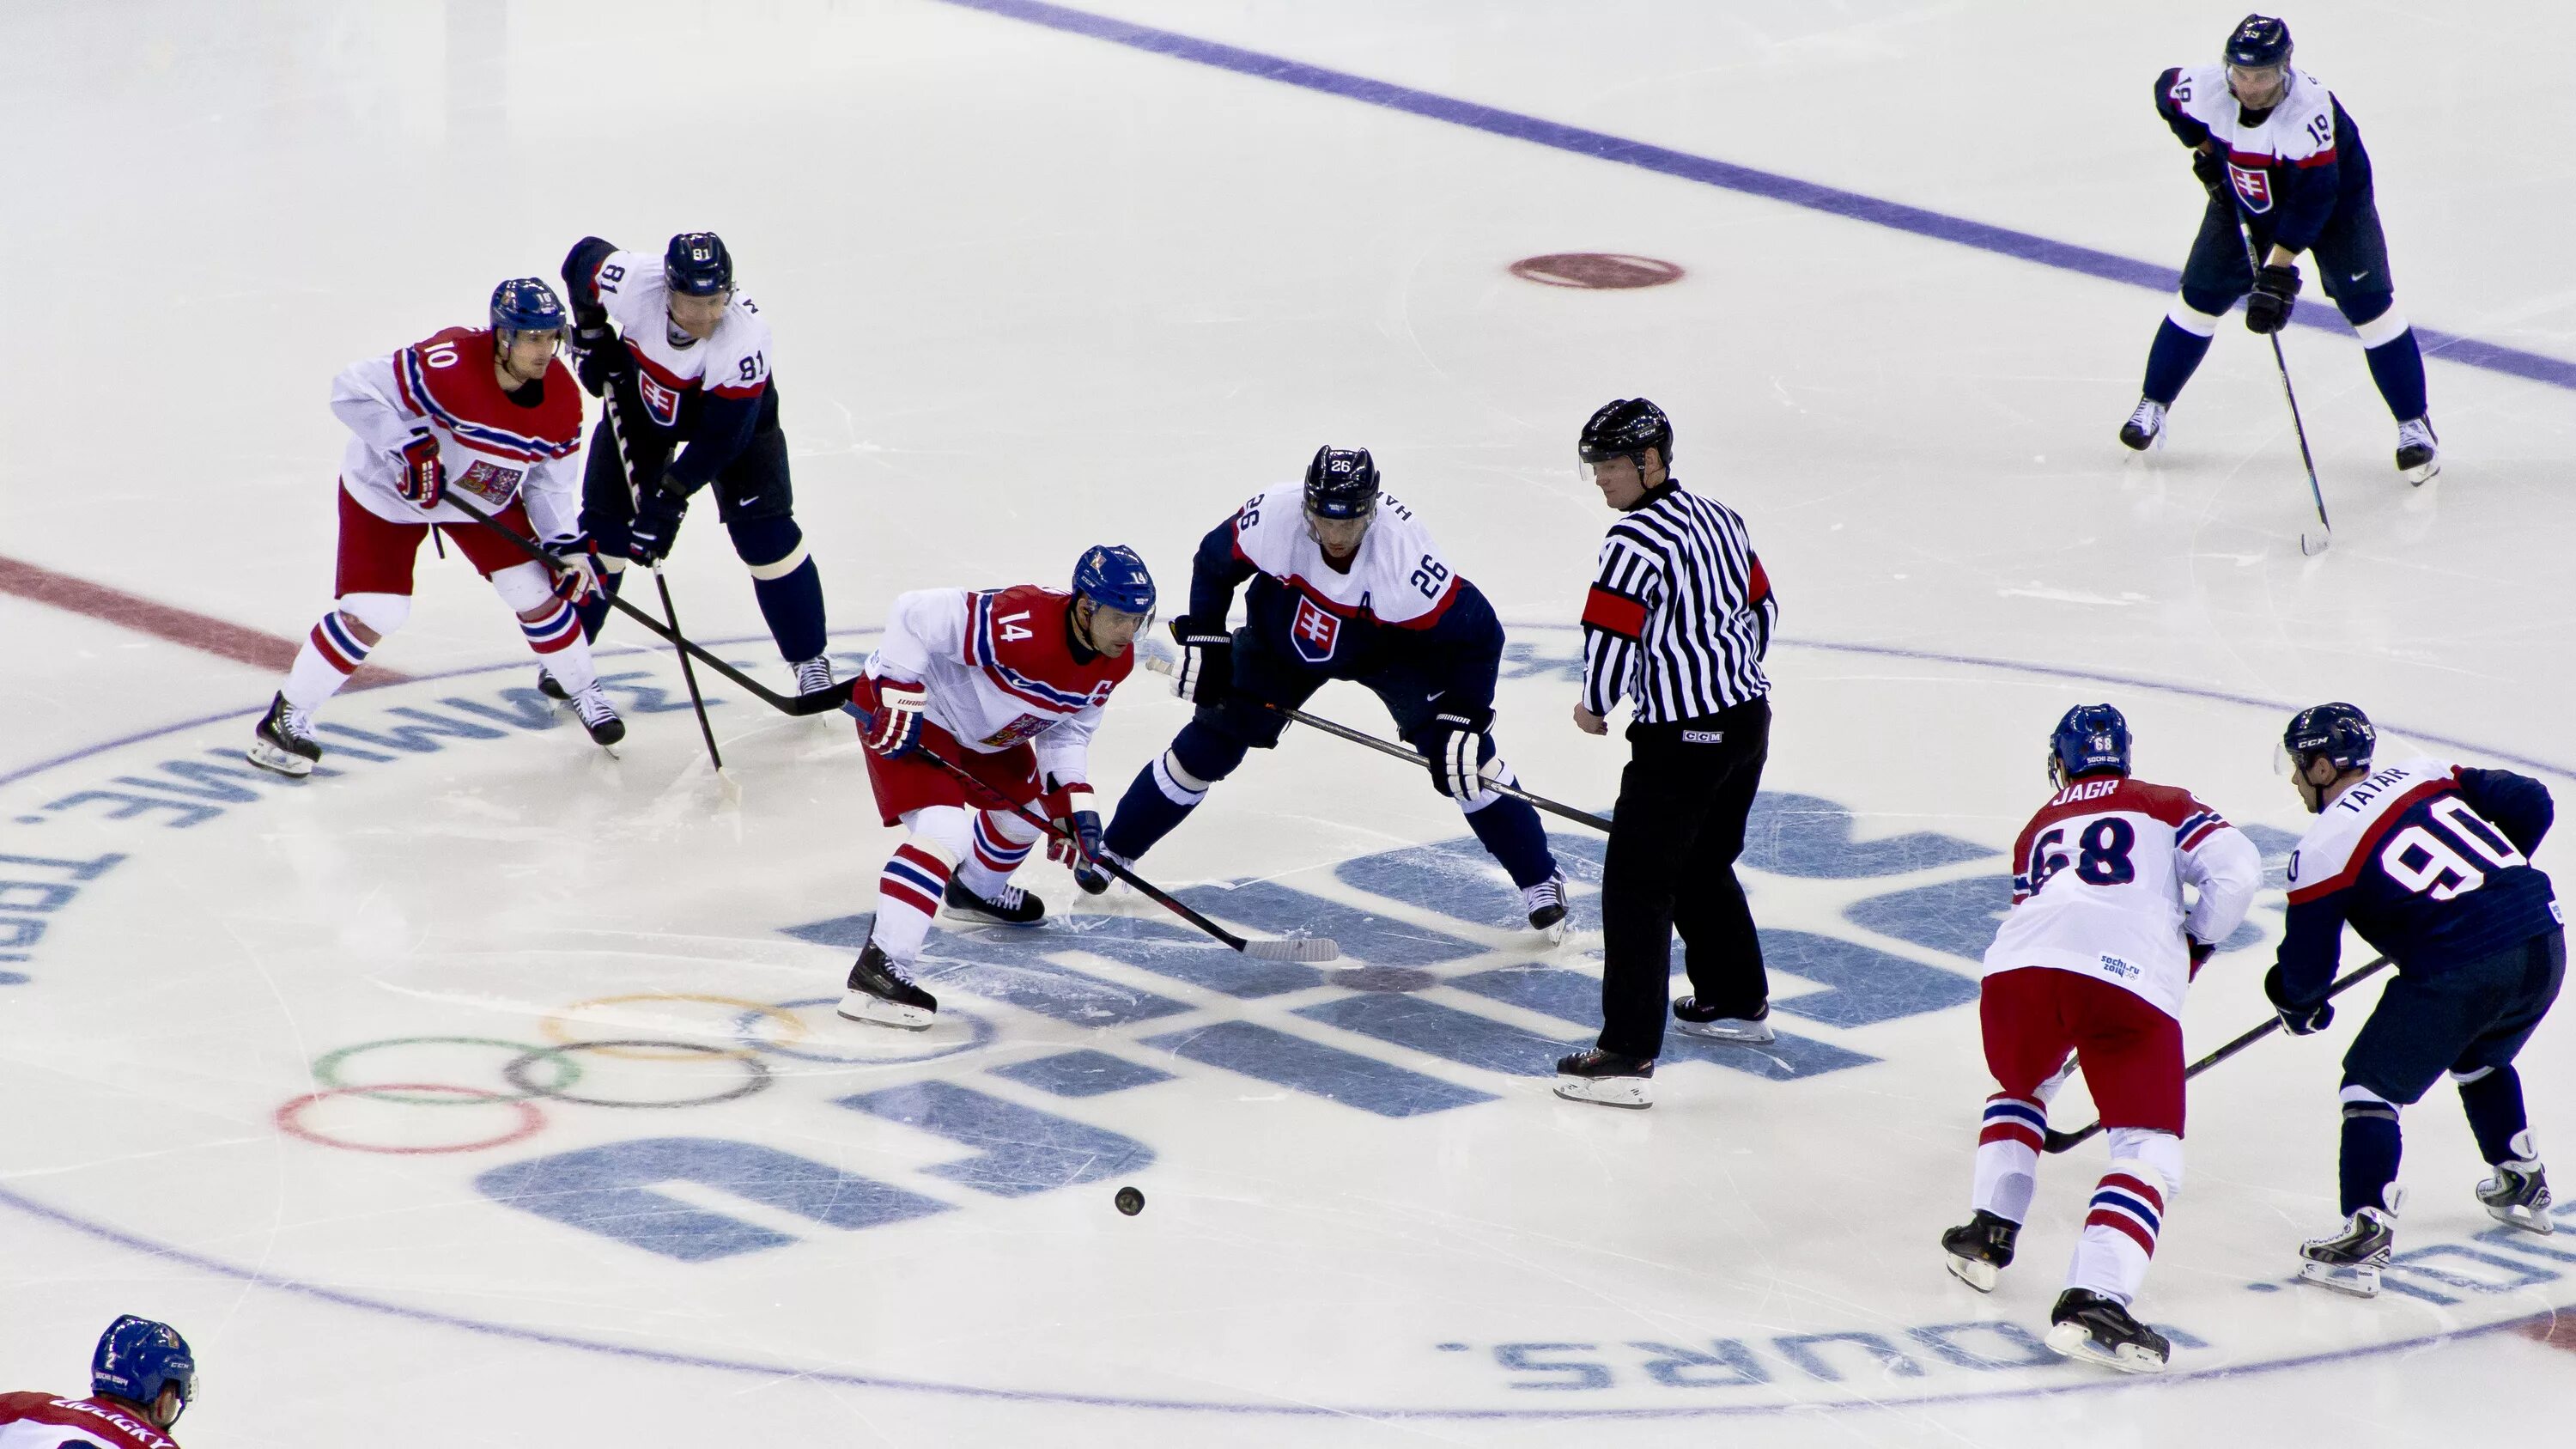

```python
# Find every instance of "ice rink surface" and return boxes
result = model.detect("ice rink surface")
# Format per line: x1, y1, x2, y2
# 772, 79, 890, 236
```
3, 2, 2573, 1444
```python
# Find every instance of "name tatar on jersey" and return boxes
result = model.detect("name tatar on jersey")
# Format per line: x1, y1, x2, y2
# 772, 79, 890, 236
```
587, 250, 772, 426
392, 326, 582, 506
955, 585, 1133, 748
2164, 64, 2336, 215
1230, 484, 1461, 664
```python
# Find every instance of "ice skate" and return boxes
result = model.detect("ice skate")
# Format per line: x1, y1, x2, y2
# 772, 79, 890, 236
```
2478, 1160, 2552, 1235
536, 665, 569, 702
2117, 396, 2166, 452
245, 692, 322, 778
838, 942, 938, 1030
1552, 1048, 1652, 1109
2044, 1288, 2170, 1374
1523, 869, 1570, 943
1674, 997, 1774, 1044
945, 875, 1044, 926
2299, 1192, 2401, 1297
569, 683, 626, 746
2395, 415, 2439, 485
793, 654, 835, 695
1072, 846, 1129, 897
1941, 1209, 2020, 1294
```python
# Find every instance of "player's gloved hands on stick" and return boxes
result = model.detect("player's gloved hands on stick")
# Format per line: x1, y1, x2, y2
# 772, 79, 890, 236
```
2263, 964, 2334, 1035
860, 679, 927, 758
396, 429, 445, 508
570, 307, 626, 397
1424, 703, 1495, 802
544, 532, 605, 604
1170, 617, 1232, 706
1042, 782, 1103, 867
2245, 264, 2301, 334
627, 490, 686, 569
2190, 148, 2227, 201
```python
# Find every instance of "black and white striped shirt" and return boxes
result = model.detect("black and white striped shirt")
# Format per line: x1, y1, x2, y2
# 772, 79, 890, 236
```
1578, 481, 1776, 722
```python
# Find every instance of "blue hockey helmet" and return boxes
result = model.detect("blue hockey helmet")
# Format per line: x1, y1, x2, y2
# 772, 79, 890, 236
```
489, 277, 568, 340
93, 1315, 195, 1422
1302, 446, 1380, 521
1578, 397, 1674, 469
665, 232, 734, 296
1071, 544, 1157, 616
2048, 703, 2132, 786
2283, 701, 2374, 773
2224, 14, 2293, 70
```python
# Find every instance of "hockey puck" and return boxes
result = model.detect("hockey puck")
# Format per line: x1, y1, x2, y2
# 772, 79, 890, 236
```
1114, 1185, 1145, 1216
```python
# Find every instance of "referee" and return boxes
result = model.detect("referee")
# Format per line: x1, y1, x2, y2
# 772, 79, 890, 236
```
1553, 399, 1778, 1109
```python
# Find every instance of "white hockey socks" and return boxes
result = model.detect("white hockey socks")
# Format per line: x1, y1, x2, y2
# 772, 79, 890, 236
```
953, 809, 1041, 901
1973, 1093, 2046, 1223
2066, 1130, 2182, 1305
283, 594, 407, 711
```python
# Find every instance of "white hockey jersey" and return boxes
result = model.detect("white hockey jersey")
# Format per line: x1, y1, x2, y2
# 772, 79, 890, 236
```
329, 326, 585, 540
584, 249, 772, 427
866, 583, 1133, 788
1982, 774, 2264, 1019
2160, 64, 2340, 217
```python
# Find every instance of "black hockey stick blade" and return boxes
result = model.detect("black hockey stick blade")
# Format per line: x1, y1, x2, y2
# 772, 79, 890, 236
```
2041, 954, 2391, 1153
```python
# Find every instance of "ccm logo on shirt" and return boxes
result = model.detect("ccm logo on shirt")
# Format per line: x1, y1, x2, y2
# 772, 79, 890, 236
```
1683, 728, 1725, 745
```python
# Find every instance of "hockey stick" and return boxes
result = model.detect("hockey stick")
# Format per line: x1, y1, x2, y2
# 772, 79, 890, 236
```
594, 375, 723, 769
1136, 645, 1614, 834
2237, 216, 2333, 557
436, 490, 844, 717
2041, 953, 2391, 1154
859, 714, 1340, 964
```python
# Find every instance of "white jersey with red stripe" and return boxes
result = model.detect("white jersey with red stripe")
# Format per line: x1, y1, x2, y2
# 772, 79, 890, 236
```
866, 584, 1133, 788
586, 249, 772, 427
2161, 63, 2337, 213
0, 1393, 179, 1449
1981, 774, 2263, 1019
330, 327, 585, 540
1230, 484, 1461, 630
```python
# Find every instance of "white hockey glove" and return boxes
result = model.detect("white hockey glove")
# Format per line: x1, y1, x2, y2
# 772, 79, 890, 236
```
544, 533, 605, 604
1169, 617, 1231, 705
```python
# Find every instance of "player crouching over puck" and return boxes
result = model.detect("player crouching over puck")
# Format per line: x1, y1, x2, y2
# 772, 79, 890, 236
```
1942, 705, 2261, 1374
836, 546, 1155, 1029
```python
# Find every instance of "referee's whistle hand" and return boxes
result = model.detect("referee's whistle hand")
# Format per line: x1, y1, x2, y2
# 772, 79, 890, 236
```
1572, 703, 1608, 735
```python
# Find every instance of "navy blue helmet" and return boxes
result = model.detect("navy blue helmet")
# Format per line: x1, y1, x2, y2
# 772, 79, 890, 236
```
2224, 14, 2293, 69
1071, 544, 1157, 615
665, 231, 734, 297
2284, 701, 2375, 773
1578, 397, 1674, 468
2049, 703, 2132, 785
93, 1315, 194, 1422
1303, 446, 1380, 521
489, 277, 567, 339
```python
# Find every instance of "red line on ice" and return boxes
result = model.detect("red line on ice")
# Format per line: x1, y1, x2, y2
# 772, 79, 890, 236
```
0, 554, 410, 690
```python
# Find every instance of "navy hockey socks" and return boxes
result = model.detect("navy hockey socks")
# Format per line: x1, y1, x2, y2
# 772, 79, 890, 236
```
752, 557, 827, 663
2141, 318, 2215, 407
1465, 795, 1556, 891
2458, 1066, 2531, 1166
2363, 331, 2429, 422
575, 569, 624, 644
2338, 1098, 2403, 1216
1102, 724, 1242, 861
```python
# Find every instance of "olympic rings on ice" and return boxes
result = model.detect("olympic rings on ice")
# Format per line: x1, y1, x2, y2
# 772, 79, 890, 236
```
310, 1036, 582, 1105
276, 1084, 547, 1155
501, 1039, 771, 1109
730, 997, 995, 1065
539, 992, 810, 1061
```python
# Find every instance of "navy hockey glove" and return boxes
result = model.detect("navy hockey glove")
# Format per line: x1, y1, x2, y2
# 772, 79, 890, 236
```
2264, 964, 2334, 1036
626, 490, 685, 569
1042, 782, 1102, 868
858, 677, 927, 758
544, 532, 605, 604
395, 428, 445, 508
2245, 265, 2301, 335
1424, 703, 1496, 802
571, 317, 628, 397
2190, 148, 2227, 200
1169, 617, 1232, 706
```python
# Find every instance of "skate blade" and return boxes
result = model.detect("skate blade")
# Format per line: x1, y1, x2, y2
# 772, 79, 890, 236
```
1531, 917, 1570, 947
244, 742, 315, 779
1676, 1020, 1775, 1045
1552, 1075, 1651, 1109
2485, 1202, 2554, 1235
1942, 1252, 1999, 1294
836, 992, 934, 1032
2044, 1321, 2167, 1375
2296, 1260, 2382, 1297
941, 904, 1044, 928
2404, 460, 2440, 487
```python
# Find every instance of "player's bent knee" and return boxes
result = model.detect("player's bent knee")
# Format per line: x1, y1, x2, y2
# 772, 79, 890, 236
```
489, 561, 559, 613
2105, 1128, 2184, 1196
2338, 1082, 2402, 1122
1169, 724, 1248, 785
2167, 293, 2229, 338
336, 591, 410, 642
729, 515, 808, 576
2345, 296, 2409, 347
903, 806, 975, 862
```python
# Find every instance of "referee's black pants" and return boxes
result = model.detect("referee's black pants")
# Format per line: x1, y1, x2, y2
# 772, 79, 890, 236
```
1596, 696, 1771, 1061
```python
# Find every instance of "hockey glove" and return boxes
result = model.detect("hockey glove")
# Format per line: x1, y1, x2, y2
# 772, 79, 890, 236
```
626, 490, 686, 569
570, 308, 628, 398
2245, 264, 2302, 335
1424, 703, 1496, 803
1169, 618, 1232, 706
544, 532, 605, 604
1042, 782, 1103, 867
859, 678, 928, 758
395, 429, 445, 508
2190, 148, 2227, 201
2264, 964, 2334, 1036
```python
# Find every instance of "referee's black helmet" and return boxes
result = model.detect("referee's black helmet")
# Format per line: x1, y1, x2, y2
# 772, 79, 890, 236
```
1578, 398, 1673, 469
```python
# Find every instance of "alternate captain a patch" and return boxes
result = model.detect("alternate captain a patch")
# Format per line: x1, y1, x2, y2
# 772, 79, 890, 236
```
1291, 597, 1342, 664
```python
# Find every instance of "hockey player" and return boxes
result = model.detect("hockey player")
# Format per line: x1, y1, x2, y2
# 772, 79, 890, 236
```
2269, 703, 2564, 1296
1089, 447, 1567, 935
247, 278, 620, 777
1942, 705, 2262, 1374
0, 1315, 194, 1448
557, 231, 833, 693
838, 545, 1155, 1029
2121, 15, 2439, 483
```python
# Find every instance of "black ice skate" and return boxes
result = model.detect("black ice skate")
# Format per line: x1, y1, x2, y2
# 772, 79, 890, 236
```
793, 654, 835, 695
2396, 415, 2439, 485
2044, 1288, 2170, 1374
2299, 1191, 2401, 1297
838, 942, 938, 1031
2117, 397, 2166, 452
246, 692, 323, 778
536, 665, 569, 701
1941, 1209, 2020, 1294
1523, 870, 1570, 943
1552, 1048, 1653, 1109
2478, 1160, 2553, 1235
1072, 846, 1127, 896
1674, 997, 1774, 1044
569, 683, 626, 746
944, 876, 1044, 927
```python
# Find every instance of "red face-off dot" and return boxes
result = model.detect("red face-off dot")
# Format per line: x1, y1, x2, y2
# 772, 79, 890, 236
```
276, 1084, 548, 1155
1508, 253, 1686, 289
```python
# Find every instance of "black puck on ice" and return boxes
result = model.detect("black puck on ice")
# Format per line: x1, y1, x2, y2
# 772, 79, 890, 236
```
1114, 1185, 1145, 1216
